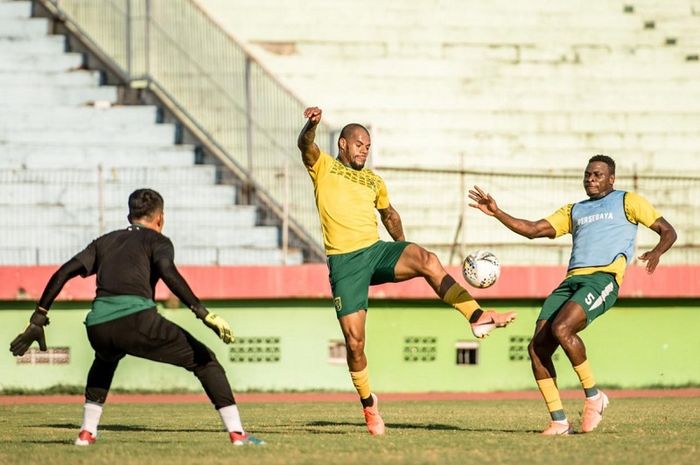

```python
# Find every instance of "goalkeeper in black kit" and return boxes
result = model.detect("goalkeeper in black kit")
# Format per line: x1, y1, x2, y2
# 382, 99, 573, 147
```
9, 188, 264, 446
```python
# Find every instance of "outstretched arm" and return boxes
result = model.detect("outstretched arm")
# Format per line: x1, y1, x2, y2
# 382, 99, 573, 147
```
153, 257, 233, 343
9, 258, 86, 356
378, 204, 406, 241
37, 258, 86, 310
297, 106, 322, 168
468, 185, 556, 239
638, 217, 677, 273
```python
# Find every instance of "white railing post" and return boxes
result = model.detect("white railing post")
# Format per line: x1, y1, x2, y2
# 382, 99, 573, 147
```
97, 164, 105, 235
282, 159, 290, 265
244, 57, 254, 176
126, 0, 132, 77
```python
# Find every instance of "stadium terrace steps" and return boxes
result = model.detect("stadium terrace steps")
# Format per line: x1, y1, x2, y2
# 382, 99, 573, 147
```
0, 166, 218, 186
0, 185, 238, 208
0, 246, 303, 266
324, 110, 700, 132
0, 205, 258, 228
0, 144, 196, 168
0, 125, 176, 145
374, 149, 700, 172
0, 17, 48, 38
0, 86, 117, 105
0, 225, 278, 249
0, 52, 83, 72
0, 35, 66, 54
0, 70, 101, 87
0, 0, 31, 15
0, 1, 291, 266
372, 132, 700, 154
195, 0, 699, 265
0, 106, 159, 126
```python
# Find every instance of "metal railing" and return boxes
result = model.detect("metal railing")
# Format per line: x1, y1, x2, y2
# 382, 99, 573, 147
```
0, 164, 305, 265
41, 0, 334, 259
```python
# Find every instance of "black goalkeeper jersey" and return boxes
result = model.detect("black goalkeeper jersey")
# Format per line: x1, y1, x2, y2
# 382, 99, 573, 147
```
73, 224, 175, 300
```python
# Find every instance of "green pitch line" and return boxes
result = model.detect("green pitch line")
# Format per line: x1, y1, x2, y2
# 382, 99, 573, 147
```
1, 398, 698, 465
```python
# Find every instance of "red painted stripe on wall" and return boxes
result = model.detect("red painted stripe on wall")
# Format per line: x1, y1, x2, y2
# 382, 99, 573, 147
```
0, 265, 698, 302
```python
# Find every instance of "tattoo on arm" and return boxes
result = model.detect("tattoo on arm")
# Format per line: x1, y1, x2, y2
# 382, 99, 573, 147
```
379, 205, 405, 241
297, 120, 321, 168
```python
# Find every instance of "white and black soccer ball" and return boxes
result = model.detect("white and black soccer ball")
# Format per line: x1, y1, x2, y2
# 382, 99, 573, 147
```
462, 250, 500, 288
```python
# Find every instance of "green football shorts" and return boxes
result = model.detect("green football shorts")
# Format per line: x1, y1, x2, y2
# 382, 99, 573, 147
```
327, 240, 411, 318
538, 272, 619, 325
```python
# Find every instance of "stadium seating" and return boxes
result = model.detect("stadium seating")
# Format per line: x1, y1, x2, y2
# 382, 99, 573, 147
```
0, 0, 300, 265
196, 0, 700, 264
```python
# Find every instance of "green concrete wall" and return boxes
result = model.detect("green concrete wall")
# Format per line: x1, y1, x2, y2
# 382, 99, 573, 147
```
1, 299, 698, 392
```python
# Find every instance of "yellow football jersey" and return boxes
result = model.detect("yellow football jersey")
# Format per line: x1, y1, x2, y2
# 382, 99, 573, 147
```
307, 152, 389, 255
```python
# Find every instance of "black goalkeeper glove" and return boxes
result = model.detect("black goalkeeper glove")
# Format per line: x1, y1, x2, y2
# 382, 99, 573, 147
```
10, 308, 50, 356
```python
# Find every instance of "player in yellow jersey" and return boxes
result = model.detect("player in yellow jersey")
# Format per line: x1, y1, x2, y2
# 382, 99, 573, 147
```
298, 106, 517, 435
469, 155, 677, 435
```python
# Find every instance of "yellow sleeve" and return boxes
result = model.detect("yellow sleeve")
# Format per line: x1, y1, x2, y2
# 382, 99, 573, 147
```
544, 204, 573, 238
375, 177, 390, 210
306, 151, 332, 182
624, 191, 661, 227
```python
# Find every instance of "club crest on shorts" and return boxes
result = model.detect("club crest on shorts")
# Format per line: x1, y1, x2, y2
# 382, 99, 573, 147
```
334, 297, 342, 312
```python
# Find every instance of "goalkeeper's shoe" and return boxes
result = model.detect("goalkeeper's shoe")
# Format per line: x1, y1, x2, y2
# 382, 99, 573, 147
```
74, 430, 96, 446
470, 310, 517, 338
363, 393, 385, 436
541, 420, 574, 436
229, 432, 265, 446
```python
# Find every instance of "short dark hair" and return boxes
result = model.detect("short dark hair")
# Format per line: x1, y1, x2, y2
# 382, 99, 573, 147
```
128, 188, 164, 220
588, 154, 616, 175
339, 123, 369, 140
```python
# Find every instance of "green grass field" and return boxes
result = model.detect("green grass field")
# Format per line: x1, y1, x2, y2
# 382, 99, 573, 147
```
1, 397, 698, 465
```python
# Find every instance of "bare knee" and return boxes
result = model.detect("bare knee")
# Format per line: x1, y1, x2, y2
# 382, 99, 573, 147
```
527, 340, 539, 361
528, 340, 548, 361
416, 249, 442, 277
345, 335, 365, 363
551, 321, 576, 345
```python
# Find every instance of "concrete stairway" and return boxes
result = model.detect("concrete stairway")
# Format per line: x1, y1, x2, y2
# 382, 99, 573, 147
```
0, 0, 301, 265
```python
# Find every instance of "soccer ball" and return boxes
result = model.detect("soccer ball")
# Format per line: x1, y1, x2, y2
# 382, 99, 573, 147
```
462, 250, 500, 288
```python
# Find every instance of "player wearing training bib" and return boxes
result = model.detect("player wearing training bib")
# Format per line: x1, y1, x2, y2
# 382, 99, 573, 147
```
299, 106, 517, 436
9, 189, 264, 446
469, 155, 677, 435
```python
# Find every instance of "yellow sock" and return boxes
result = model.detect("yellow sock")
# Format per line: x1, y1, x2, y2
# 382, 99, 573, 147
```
536, 378, 566, 421
350, 367, 371, 400
443, 283, 480, 319
573, 360, 599, 397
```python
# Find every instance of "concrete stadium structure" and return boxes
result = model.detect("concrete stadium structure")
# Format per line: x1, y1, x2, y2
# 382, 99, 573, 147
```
0, 0, 299, 265
197, 0, 700, 264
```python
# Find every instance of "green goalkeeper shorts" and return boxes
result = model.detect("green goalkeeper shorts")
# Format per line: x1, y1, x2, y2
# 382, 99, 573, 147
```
327, 240, 411, 318
538, 272, 619, 325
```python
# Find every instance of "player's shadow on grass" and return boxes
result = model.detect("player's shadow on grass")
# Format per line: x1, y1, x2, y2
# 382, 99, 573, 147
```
21, 439, 74, 445
306, 420, 536, 433
307, 420, 462, 431
42, 423, 221, 433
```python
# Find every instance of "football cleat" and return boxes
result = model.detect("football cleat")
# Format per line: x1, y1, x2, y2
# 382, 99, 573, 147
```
74, 430, 96, 446
581, 391, 609, 433
229, 431, 265, 446
363, 393, 385, 436
471, 310, 517, 338
541, 421, 574, 436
